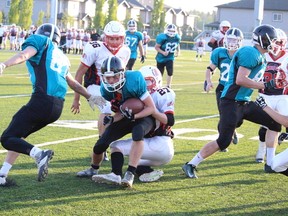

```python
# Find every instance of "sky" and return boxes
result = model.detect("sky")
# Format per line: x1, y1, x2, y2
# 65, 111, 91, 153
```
164, 0, 238, 13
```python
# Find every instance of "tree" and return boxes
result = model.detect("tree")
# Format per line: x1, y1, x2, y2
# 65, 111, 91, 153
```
94, 0, 106, 32
19, 0, 33, 29
0, 11, 3, 23
36, 11, 45, 27
150, 0, 164, 36
107, 0, 117, 24
8, 0, 20, 24
62, 12, 74, 28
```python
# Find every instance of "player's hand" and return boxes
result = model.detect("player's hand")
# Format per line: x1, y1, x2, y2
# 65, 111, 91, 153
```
110, 99, 121, 112
103, 115, 114, 126
204, 80, 213, 92
255, 96, 267, 109
140, 55, 145, 64
0, 63, 6, 75
264, 79, 276, 89
120, 106, 135, 121
87, 95, 106, 110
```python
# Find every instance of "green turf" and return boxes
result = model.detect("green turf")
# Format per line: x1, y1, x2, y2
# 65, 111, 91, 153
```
0, 48, 287, 216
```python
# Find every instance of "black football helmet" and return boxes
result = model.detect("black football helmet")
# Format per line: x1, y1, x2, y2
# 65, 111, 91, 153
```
35, 23, 61, 45
101, 56, 126, 92
252, 24, 278, 52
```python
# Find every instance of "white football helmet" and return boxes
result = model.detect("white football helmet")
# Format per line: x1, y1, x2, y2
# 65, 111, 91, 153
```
219, 20, 231, 33
223, 28, 243, 50
103, 21, 125, 52
164, 24, 177, 37
139, 66, 162, 94
276, 28, 287, 51
101, 56, 126, 92
127, 19, 137, 32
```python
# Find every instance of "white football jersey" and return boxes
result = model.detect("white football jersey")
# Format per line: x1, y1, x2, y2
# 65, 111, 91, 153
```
151, 87, 175, 134
81, 41, 131, 76
211, 30, 225, 45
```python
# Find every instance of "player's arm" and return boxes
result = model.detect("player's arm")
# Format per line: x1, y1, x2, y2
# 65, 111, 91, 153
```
1, 46, 37, 69
236, 66, 267, 89
135, 95, 156, 120
71, 63, 89, 114
208, 38, 217, 49
205, 64, 216, 92
155, 43, 168, 56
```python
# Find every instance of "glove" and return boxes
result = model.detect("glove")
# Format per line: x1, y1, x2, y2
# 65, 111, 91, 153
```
140, 55, 145, 64
87, 95, 106, 111
110, 99, 121, 112
120, 106, 135, 121
255, 96, 267, 109
264, 79, 276, 89
0, 63, 6, 75
103, 115, 114, 126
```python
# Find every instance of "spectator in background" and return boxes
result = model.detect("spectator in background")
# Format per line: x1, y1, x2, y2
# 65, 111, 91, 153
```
142, 30, 151, 57
195, 36, 206, 61
0, 23, 5, 49
208, 20, 231, 51
18, 28, 27, 51
9, 24, 18, 51
59, 28, 67, 53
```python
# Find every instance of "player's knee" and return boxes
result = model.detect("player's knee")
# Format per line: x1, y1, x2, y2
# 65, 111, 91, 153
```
93, 140, 108, 154
132, 125, 145, 141
1, 135, 11, 150
216, 137, 230, 150
258, 127, 267, 142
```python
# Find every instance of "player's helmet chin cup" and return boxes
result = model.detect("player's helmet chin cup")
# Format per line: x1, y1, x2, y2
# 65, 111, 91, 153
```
164, 24, 177, 37
101, 56, 126, 92
139, 66, 162, 94
223, 27, 244, 50
127, 19, 137, 32
252, 24, 278, 54
35, 23, 61, 45
103, 21, 125, 52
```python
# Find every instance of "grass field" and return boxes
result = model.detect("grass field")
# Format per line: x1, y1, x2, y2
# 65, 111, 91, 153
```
0, 48, 288, 216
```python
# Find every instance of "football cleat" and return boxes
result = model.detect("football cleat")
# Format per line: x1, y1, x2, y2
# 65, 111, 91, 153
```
76, 167, 98, 177
182, 163, 198, 178
103, 151, 109, 161
264, 164, 276, 173
219, 148, 229, 152
0, 175, 6, 185
36, 150, 54, 182
232, 131, 238, 144
139, 170, 164, 182
278, 132, 288, 145
92, 172, 121, 185
121, 171, 134, 188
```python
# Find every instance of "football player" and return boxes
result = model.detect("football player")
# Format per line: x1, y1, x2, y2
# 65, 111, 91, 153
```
255, 28, 288, 165
92, 65, 175, 185
205, 27, 244, 151
182, 24, 284, 178
72, 21, 130, 169
155, 24, 181, 88
78, 56, 156, 188
125, 19, 145, 70
208, 20, 231, 51
0, 23, 104, 185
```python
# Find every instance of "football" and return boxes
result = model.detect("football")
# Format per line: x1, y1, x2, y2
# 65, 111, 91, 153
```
121, 98, 144, 114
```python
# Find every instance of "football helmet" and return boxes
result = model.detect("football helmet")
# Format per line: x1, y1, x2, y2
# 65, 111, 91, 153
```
35, 23, 61, 45
103, 21, 125, 52
101, 56, 126, 92
223, 28, 244, 50
127, 19, 137, 32
164, 24, 177, 37
252, 24, 278, 53
139, 66, 162, 94
219, 20, 231, 32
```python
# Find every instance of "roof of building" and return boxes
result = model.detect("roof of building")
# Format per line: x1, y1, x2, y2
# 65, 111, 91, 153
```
216, 0, 288, 11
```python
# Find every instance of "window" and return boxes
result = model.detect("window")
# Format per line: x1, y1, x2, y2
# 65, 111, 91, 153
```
6, 0, 11, 7
273, 13, 282, 22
